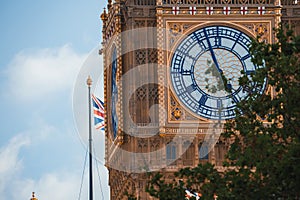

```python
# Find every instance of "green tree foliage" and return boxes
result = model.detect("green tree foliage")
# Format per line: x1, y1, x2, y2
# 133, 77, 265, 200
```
146, 25, 300, 199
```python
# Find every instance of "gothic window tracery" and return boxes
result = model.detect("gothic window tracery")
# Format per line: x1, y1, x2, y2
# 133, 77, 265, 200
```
199, 142, 209, 161
166, 142, 177, 165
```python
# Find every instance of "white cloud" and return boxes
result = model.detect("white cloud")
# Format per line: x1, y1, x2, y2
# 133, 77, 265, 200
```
0, 131, 109, 200
5, 45, 88, 101
0, 134, 30, 193
12, 169, 109, 200
14, 172, 80, 200
0, 134, 30, 173
17, 169, 109, 200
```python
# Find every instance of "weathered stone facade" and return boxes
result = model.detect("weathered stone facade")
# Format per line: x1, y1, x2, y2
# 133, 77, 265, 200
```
101, 0, 300, 199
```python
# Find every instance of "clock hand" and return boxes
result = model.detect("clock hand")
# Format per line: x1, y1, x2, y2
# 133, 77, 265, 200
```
204, 29, 222, 74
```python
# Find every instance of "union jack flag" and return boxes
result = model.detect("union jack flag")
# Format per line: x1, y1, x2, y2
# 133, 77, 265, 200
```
92, 94, 105, 131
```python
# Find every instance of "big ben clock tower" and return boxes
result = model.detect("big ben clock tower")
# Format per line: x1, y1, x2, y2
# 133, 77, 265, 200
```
101, 0, 299, 199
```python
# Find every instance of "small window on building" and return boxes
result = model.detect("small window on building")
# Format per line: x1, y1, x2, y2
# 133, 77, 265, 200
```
183, 141, 194, 166
199, 143, 209, 160
166, 144, 176, 160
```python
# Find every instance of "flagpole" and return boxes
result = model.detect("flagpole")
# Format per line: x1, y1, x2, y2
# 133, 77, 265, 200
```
87, 76, 93, 200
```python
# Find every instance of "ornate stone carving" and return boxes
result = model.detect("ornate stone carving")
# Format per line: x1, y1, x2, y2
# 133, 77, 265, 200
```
135, 49, 157, 65
239, 22, 270, 42
170, 93, 185, 121
149, 85, 159, 101
136, 86, 147, 100
172, 107, 182, 120
255, 23, 268, 36
182, 24, 194, 32
254, 23, 269, 42
168, 22, 202, 48
133, 8, 144, 16
138, 138, 148, 149
240, 23, 255, 33
150, 138, 160, 148
170, 23, 182, 36
169, 23, 183, 47
148, 48, 158, 63
169, 92, 199, 121
147, 20, 157, 27
134, 20, 146, 28
149, 9, 157, 17
135, 49, 146, 65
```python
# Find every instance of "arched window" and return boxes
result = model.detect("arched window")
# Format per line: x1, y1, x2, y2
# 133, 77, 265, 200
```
182, 141, 194, 166
166, 142, 177, 166
111, 47, 118, 139
215, 141, 226, 166
150, 141, 160, 167
199, 143, 209, 160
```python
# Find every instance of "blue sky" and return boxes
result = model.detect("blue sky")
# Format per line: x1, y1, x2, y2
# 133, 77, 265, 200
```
0, 0, 109, 199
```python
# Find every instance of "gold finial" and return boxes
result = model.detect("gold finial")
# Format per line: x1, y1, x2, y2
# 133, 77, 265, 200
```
100, 8, 107, 21
87, 75, 92, 87
30, 192, 38, 200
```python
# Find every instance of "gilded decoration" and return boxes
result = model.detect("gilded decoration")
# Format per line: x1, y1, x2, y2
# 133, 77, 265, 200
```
170, 93, 185, 121
255, 23, 268, 38
169, 23, 182, 47
169, 92, 199, 122
170, 23, 182, 36
168, 22, 199, 47
237, 22, 270, 42
173, 108, 182, 119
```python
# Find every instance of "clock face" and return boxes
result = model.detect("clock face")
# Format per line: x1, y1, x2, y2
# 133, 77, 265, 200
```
111, 48, 118, 139
170, 25, 265, 120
